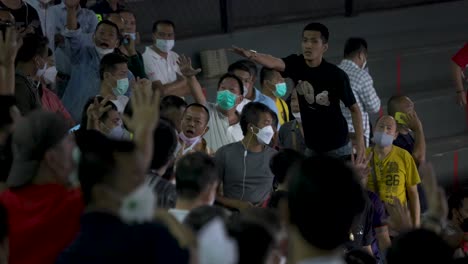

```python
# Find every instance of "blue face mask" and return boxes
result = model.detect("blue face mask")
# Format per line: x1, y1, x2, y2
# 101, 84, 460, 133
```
373, 132, 394, 147
216, 90, 237, 111
274, 82, 287, 97
113, 78, 129, 96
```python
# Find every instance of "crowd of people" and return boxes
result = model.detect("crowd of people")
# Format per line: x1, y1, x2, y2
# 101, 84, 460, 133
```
0, 0, 465, 263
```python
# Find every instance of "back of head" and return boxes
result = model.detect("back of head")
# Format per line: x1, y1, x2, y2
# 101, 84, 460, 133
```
344, 37, 368, 58
228, 215, 276, 264
237, 59, 258, 80
160, 95, 187, 127
99, 53, 128, 80
386, 229, 453, 264
387, 95, 406, 116
175, 152, 218, 200
448, 188, 468, 220
152, 19, 176, 33
288, 155, 365, 250
151, 119, 177, 171
227, 61, 251, 77
303, 22, 329, 43
78, 130, 135, 205
8, 110, 69, 188
240, 102, 273, 136
259, 67, 276, 89
15, 33, 48, 64
183, 205, 230, 234
270, 148, 304, 186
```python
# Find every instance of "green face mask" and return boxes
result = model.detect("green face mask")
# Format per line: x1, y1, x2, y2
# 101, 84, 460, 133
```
113, 78, 129, 96
274, 82, 287, 97
216, 90, 237, 110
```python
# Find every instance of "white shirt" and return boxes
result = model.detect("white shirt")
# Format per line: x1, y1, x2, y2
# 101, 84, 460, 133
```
110, 95, 129, 113
142, 46, 181, 85
168, 209, 189, 223
236, 98, 251, 113
205, 102, 244, 152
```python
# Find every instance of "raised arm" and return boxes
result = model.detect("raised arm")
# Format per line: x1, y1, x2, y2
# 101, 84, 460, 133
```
0, 27, 21, 96
405, 111, 426, 165
229, 46, 285, 72
451, 61, 467, 106
178, 55, 206, 105
63, 0, 86, 64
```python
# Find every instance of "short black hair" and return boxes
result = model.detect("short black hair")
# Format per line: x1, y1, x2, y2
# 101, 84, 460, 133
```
183, 205, 230, 234
237, 60, 258, 79
386, 229, 454, 264
99, 53, 128, 80
448, 189, 468, 220
344, 37, 368, 58
160, 95, 187, 116
152, 19, 175, 33
270, 149, 304, 186
240, 102, 273, 136
175, 152, 218, 200
78, 130, 136, 205
387, 95, 406, 116
78, 96, 118, 132
288, 156, 365, 250
184, 103, 210, 124
95, 20, 120, 38
259, 67, 277, 87
217, 73, 244, 96
151, 119, 177, 171
228, 61, 252, 78
15, 33, 48, 63
303, 22, 329, 43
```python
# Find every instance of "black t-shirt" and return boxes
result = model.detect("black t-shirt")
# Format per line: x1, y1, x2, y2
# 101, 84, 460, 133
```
281, 55, 356, 152
0, 1, 43, 36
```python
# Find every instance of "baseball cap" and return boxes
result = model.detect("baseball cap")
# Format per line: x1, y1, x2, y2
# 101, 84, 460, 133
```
7, 110, 69, 188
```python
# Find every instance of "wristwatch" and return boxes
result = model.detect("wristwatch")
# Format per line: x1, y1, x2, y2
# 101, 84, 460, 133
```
248, 50, 257, 59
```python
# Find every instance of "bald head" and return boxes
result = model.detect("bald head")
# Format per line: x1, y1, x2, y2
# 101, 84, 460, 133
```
375, 115, 398, 137
387, 95, 414, 116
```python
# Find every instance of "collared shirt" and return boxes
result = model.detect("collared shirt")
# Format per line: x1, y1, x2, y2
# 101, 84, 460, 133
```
237, 88, 281, 128
275, 97, 290, 125
49, 2, 98, 74
204, 102, 243, 152
338, 59, 381, 146
142, 46, 181, 85
60, 27, 134, 121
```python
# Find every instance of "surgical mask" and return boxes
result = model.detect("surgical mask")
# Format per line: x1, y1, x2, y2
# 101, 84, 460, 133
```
108, 125, 130, 140
373, 131, 394, 147
113, 78, 129, 96
123, 32, 136, 40
43, 66, 58, 85
292, 112, 301, 123
68, 147, 81, 187
243, 85, 249, 97
274, 82, 287, 97
216, 90, 237, 111
95, 46, 114, 57
119, 182, 157, 224
179, 131, 201, 146
155, 39, 175, 53
253, 125, 274, 145
362, 60, 367, 70
36, 62, 48, 78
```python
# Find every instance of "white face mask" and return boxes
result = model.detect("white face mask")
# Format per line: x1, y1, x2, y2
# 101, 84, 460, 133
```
43, 66, 58, 85
243, 85, 249, 97
95, 46, 114, 58
253, 125, 274, 145
155, 39, 175, 53
123, 32, 136, 40
36, 62, 48, 78
119, 182, 156, 224
292, 112, 301, 123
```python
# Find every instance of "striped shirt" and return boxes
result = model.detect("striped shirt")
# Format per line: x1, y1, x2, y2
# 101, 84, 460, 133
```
338, 59, 381, 146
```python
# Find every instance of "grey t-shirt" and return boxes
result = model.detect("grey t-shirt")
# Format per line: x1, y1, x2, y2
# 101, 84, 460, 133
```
215, 142, 276, 204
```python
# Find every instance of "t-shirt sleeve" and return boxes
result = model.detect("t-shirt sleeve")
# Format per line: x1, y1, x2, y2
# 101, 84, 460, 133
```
452, 43, 468, 68
405, 151, 421, 187
340, 70, 357, 107
280, 54, 299, 81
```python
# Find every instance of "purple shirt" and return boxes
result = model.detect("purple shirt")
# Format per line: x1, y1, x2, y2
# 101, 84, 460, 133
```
368, 191, 387, 263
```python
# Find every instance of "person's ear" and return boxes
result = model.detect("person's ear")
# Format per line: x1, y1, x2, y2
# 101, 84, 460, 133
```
203, 125, 210, 135
394, 130, 399, 140
236, 94, 244, 105
322, 42, 329, 53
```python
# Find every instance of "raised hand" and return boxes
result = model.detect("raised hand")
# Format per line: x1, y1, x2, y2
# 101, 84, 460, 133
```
64, 0, 80, 8
86, 97, 112, 131
386, 198, 413, 232
122, 35, 137, 56
456, 91, 467, 106
405, 110, 423, 132
177, 55, 201, 77
228, 45, 254, 59
419, 162, 448, 223
351, 151, 372, 182
0, 26, 21, 67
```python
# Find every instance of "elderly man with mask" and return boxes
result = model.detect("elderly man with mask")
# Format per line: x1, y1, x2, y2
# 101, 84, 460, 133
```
60, 0, 134, 122
0, 111, 83, 264
176, 103, 211, 156
215, 102, 277, 211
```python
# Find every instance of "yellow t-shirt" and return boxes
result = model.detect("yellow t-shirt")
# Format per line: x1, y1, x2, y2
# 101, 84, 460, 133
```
366, 146, 421, 204
276, 98, 290, 125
